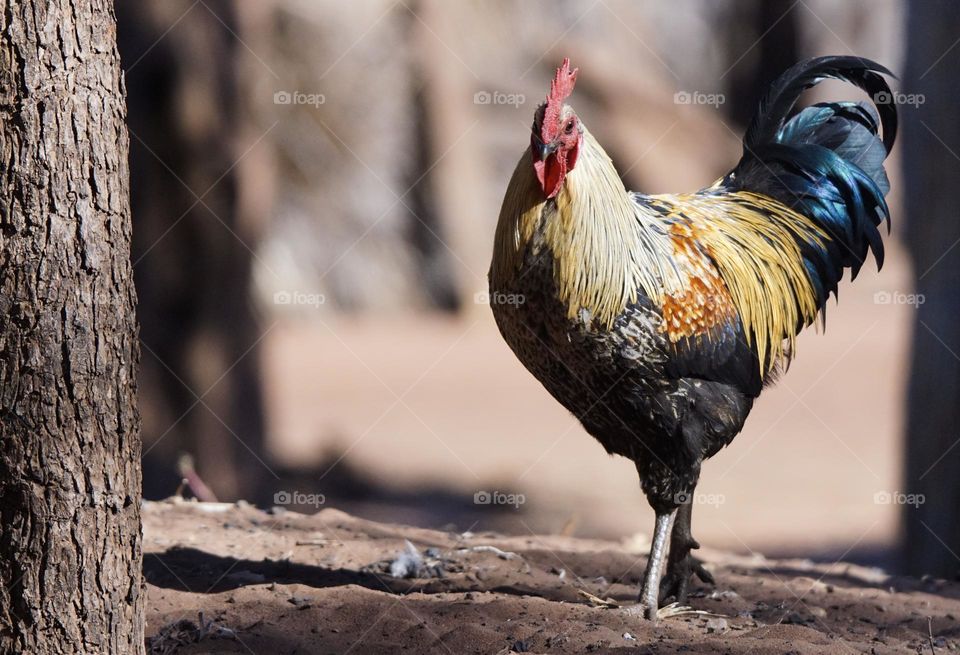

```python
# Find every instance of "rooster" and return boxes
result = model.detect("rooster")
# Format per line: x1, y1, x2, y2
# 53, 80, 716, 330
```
489, 56, 896, 619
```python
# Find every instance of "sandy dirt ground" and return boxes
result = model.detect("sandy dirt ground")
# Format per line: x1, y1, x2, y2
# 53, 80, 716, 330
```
144, 500, 959, 654
259, 241, 917, 565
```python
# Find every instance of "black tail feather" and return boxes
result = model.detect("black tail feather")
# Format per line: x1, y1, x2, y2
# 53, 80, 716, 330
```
729, 55, 898, 312
744, 55, 897, 156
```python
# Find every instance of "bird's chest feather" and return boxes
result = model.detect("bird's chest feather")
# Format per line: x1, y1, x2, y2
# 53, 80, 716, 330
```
490, 224, 672, 430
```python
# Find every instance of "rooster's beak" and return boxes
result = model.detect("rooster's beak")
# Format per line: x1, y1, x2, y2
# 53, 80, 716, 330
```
537, 141, 559, 161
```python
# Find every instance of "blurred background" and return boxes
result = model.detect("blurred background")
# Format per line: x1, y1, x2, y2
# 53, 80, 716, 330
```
115, 0, 960, 578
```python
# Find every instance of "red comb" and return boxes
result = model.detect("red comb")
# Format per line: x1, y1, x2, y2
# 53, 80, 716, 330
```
548, 58, 579, 104
542, 58, 579, 140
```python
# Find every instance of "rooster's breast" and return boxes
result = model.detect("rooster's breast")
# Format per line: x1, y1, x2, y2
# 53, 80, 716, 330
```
489, 243, 676, 458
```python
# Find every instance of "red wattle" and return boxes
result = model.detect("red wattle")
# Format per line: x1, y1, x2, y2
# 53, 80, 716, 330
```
534, 154, 566, 199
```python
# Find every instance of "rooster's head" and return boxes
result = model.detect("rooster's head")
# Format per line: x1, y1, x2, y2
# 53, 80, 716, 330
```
531, 58, 582, 199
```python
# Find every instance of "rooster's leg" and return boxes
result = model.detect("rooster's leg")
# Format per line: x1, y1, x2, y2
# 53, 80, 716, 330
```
659, 499, 715, 604
629, 508, 676, 620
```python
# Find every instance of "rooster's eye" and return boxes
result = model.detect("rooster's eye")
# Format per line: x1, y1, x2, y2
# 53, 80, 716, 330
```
565, 121, 575, 134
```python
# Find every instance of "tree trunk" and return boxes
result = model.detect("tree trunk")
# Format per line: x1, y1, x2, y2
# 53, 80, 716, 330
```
116, 0, 270, 502
901, 0, 960, 579
722, 0, 799, 129
0, 0, 144, 652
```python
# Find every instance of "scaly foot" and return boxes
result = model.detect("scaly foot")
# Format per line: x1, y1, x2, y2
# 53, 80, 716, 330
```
659, 552, 715, 605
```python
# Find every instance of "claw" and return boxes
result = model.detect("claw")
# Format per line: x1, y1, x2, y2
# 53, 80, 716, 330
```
659, 553, 715, 605
694, 561, 715, 585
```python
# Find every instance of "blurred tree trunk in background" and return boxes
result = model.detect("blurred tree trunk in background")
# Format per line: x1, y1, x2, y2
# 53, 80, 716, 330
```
409, 0, 480, 311
116, 0, 270, 501
0, 0, 144, 651
255, 2, 431, 312
723, 0, 799, 128
902, 0, 960, 579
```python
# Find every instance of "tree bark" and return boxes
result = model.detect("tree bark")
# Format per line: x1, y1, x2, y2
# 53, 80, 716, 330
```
0, 0, 144, 652
901, 0, 960, 579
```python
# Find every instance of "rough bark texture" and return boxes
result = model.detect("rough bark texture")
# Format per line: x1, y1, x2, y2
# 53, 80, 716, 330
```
901, 0, 960, 579
0, 1, 144, 652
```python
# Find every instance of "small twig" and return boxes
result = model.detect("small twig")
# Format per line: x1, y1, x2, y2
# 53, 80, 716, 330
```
656, 602, 722, 620
177, 453, 218, 502
928, 616, 937, 654
458, 545, 521, 560
559, 514, 579, 537
577, 589, 621, 608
